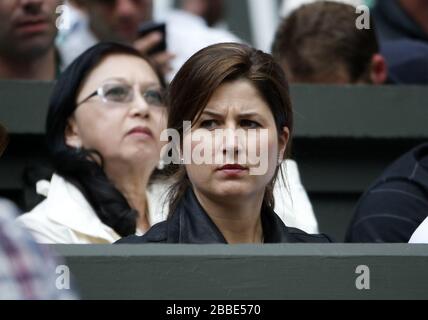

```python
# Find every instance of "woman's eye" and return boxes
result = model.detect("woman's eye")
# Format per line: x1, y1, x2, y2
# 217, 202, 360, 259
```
104, 85, 130, 101
144, 90, 164, 106
240, 119, 261, 129
199, 120, 219, 130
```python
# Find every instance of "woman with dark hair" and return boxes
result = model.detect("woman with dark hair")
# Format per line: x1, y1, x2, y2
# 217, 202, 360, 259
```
18, 42, 170, 243
119, 43, 332, 244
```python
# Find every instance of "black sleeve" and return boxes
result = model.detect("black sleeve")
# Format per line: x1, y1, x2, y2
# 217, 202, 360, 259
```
346, 180, 428, 243
115, 222, 168, 244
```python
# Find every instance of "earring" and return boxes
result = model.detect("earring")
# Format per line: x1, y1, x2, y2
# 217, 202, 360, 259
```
278, 155, 283, 165
157, 159, 165, 170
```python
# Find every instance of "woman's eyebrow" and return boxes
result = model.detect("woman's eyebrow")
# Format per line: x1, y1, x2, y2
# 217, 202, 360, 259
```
238, 111, 260, 118
200, 110, 225, 117
102, 77, 128, 83
101, 78, 160, 88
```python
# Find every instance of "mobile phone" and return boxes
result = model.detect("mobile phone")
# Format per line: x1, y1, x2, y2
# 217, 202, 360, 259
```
138, 21, 167, 55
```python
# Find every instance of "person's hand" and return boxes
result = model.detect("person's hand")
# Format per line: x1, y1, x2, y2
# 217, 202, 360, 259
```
133, 32, 175, 76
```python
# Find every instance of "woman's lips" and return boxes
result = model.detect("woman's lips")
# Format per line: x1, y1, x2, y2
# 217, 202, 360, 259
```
217, 164, 249, 177
127, 127, 153, 139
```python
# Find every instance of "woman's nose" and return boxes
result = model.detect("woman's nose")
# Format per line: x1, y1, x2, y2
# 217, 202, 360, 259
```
221, 127, 245, 155
129, 92, 150, 118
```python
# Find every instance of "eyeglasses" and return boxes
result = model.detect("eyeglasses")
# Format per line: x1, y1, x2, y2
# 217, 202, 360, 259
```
77, 82, 166, 108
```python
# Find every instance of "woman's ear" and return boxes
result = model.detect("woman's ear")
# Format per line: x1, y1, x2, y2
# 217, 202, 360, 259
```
278, 126, 290, 162
65, 117, 82, 149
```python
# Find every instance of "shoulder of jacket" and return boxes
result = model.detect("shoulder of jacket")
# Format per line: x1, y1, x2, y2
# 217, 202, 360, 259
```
117, 222, 168, 244
286, 227, 333, 243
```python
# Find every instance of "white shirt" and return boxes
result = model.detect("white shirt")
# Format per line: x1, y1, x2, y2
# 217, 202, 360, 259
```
409, 217, 428, 243
275, 160, 318, 234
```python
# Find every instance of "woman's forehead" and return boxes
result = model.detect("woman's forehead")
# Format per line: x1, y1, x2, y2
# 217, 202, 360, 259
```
87, 54, 158, 85
79, 54, 159, 97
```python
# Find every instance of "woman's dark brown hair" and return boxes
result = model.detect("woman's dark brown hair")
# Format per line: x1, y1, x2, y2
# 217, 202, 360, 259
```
166, 42, 293, 213
0, 123, 8, 157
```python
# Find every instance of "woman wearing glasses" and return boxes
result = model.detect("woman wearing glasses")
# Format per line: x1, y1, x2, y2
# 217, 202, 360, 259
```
18, 43, 169, 243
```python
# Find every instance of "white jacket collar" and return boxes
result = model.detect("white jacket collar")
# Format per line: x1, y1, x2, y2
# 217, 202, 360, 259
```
37, 174, 169, 241
41, 174, 120, 241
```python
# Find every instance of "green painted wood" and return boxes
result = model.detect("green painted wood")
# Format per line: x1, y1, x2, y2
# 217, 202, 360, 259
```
52, 244, 428, 300
1, 82, 427, 138
290, 85, 428, 138
0, 80, 52, 134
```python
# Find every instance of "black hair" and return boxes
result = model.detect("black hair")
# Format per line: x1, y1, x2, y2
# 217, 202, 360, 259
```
46, 42, 165, 237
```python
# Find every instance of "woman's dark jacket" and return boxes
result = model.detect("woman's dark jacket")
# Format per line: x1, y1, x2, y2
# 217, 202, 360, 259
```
117, 189, 333, 244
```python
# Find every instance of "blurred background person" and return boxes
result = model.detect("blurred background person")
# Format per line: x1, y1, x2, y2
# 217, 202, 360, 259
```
18, 43, 169, 244
164, 1, 241, 82
272, 1, 388, 84
58, 0, 241, 80
0, 209, 77, 299
373, 0, 428, 43
0, 0, 61, 80
1, 207, 77, 299
181, 0, 226, 28
372, 0, 428, 85
280, 0, 365, 18
380, 39, 428, 85
346, 143, 428, 243
58, 0, 173, 74
1, 123, 76, 299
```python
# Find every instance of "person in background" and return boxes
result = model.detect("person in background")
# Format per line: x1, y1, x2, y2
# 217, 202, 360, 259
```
58, 0, 241, 81
181, 0, 226, 28
272, 1, 388, 84
118, 43, 331, 244
346, 143, 428, 243
1, 123, 75, 299
380, 39, 428, 85
373, 0, 428, 85
280, 0, 364, 18
18, 43, 169, 244
0, 0, 61, 80
0, 209, 77, 299
373, 0, 428, 43
58, 0, 173, 74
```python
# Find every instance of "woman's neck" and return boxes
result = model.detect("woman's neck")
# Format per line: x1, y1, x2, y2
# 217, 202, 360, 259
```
105, 163, 152, 232
193, 189, 265, 244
